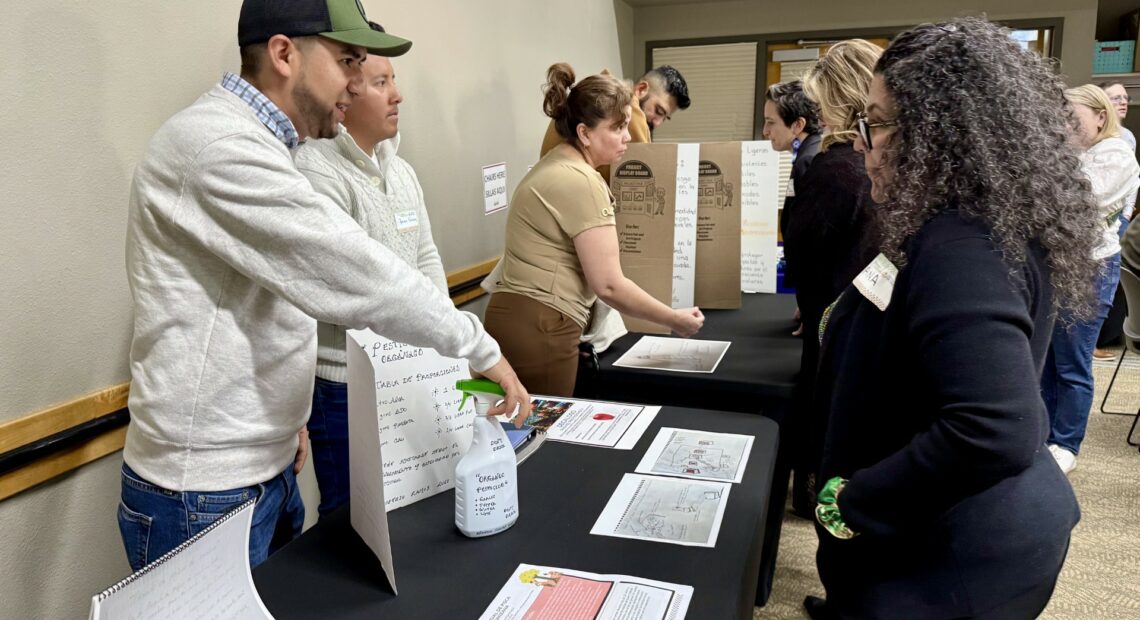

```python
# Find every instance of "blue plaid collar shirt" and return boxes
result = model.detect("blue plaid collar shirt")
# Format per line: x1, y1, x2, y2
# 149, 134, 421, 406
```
220, 72, 300, 149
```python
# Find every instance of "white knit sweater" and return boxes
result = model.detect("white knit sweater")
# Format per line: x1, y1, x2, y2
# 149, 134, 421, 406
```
124, 85, 499, 491
294, 131, 448, 382
1083, 137, 1140, 260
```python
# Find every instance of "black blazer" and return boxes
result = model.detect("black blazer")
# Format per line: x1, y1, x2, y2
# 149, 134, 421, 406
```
814, 210, 1079, 618
782, 142, 876, 323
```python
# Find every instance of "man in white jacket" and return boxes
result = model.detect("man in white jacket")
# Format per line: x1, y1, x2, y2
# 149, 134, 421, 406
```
293, 35, 450, 517
121, 0, 528, 570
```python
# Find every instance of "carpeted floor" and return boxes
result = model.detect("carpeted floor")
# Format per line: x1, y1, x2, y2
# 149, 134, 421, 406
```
754, 346, 1140, 619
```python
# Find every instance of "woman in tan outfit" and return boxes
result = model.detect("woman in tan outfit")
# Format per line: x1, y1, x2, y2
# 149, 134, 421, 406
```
484, 63, 704, 396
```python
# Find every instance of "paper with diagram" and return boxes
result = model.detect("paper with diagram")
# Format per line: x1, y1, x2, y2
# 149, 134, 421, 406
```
479, 563, 692, 620
635, 428, 753, 483
612, 336, 731, 373
530, 396, 659, 449
591, 474, 730, 547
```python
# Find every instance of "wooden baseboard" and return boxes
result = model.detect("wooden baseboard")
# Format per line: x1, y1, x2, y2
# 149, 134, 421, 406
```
0, 427, 127, 501
0, 383, 129, 454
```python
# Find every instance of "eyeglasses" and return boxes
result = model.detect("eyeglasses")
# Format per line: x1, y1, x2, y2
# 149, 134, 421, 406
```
1110, 95, 1130, 104
856, 112, 898, 150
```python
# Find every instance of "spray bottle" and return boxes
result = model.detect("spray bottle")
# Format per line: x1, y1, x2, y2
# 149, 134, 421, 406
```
453, 378, 519, 537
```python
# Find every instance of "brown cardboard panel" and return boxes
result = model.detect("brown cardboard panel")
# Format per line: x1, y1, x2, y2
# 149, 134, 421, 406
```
613, 143, 677, 334
695, 142, 743, 309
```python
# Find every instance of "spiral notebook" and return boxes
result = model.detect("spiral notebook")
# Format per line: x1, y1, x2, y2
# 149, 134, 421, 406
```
89, 499, 273, 619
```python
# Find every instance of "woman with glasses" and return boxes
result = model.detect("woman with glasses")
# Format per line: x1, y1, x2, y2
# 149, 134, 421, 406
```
781, 39, 881, 518
805, 18, 1094, 619
1040, 85, 1140, 475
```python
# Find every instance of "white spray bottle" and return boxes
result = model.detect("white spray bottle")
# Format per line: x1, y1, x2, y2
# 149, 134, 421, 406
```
453, 378, 519, 537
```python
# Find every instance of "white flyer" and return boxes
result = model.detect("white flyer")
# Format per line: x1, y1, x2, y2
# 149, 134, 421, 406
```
634, 428, 754, 484
528, 396, 659, 449
612, 336, 731, 374
591, 474, 730, 548
479, 563, 692, 620
482, 162, 508, 215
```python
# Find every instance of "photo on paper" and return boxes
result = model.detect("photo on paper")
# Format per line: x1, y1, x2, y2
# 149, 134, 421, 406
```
478, 563, 692, 620
591, 474, 730, 548
635, 428, 754, 483
537, 397, 659, 449
525, 398, 575, 431
613, 336, 731, 373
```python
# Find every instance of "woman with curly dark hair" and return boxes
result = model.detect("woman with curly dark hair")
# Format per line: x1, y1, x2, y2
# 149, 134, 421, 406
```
805, 18, 1098, 619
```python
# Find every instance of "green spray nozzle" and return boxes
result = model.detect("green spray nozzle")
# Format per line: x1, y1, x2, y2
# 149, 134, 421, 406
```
456, 378, 506, 411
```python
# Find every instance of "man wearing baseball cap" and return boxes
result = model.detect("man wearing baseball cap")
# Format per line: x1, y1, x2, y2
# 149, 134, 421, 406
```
119, 0, 530, 570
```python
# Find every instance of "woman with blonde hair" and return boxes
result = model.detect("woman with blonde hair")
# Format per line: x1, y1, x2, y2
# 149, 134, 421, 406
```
1041, 84, 1140, 474
484, 64, 704, 396
781, 39, 881, 518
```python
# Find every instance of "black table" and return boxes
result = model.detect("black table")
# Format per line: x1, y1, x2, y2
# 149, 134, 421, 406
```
255, 407, 779, 619
582, 293, 802, 607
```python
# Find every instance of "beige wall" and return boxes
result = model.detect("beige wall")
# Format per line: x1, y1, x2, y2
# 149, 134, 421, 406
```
0, 1, 629, 618
632, 0, 1098, 86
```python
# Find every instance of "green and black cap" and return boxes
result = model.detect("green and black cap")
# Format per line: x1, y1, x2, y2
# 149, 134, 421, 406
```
238, 0, 412, 56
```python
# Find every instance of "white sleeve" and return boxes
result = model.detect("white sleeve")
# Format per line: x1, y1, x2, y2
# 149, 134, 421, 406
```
176, 131, 501, 371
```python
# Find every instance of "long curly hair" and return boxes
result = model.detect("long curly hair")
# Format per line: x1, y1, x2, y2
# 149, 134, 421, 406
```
874, 17, 1100, 318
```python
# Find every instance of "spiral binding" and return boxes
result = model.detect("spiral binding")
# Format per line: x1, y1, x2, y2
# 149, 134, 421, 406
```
95, 498, 256, 601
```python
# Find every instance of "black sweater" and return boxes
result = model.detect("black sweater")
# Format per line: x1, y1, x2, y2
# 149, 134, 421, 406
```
815, 210, 1079, 618
782, 142, 876, 324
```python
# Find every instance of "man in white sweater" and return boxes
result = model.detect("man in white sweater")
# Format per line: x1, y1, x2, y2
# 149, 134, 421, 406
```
121, 0, 528, 570
293, 39, 449, 517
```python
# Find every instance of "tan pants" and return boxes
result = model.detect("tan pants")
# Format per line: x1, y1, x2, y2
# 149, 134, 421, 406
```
484, 292, 583, 397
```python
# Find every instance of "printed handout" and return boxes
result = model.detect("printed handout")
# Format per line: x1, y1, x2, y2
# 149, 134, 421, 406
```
612, 337, 731, 374
479, 563, 692, 620
591, 474, 730, 548
529, 396, 659, 449
634, 428, 754, 484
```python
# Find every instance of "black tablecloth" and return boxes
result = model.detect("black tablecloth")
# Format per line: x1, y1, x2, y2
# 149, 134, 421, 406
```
587, 293, 799, 417
255, 407, 779, 620
582, 293, 803, 607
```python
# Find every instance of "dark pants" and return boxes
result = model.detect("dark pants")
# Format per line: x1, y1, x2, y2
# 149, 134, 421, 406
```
308, 376, 351, 517
484, 292, 583, 397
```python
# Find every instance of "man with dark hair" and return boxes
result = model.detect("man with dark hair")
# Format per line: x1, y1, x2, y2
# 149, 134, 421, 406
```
539, 65, 692, 161
120, 0, 529, 570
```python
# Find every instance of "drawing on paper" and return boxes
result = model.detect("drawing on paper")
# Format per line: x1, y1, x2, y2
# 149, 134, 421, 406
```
615, 478, 725, 544
612, 336, 731, 373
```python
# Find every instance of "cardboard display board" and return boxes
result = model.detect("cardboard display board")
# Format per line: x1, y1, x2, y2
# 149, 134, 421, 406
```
695, 143, 743, 308
611, 143, 699, 334
612, 141, 780, 332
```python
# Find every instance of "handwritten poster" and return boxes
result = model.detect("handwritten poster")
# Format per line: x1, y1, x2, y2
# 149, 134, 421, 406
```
672, 143, 699, 308
349, 329, 477, 512
482, 162, 508, 215
740, 141, 780, 293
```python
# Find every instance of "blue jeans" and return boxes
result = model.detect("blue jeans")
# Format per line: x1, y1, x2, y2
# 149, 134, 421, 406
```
309, 377, 350, 517
117, 463, 304, 571
1043, 253, 1121, 454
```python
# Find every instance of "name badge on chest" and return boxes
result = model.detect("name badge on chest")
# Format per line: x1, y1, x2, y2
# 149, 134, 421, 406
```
853, 253, 898, 311
395, 209, 419, 233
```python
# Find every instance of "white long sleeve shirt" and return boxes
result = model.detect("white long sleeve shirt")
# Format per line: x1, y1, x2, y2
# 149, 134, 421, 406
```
124, 84, 499, 491
1082, 137, 1140, 260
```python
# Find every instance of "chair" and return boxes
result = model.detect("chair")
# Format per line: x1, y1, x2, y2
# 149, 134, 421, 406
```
1099, 265, 1140, 447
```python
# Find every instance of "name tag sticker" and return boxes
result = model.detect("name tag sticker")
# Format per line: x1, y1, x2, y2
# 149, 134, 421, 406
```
395, 209, 419, 232
853, 253, 898, 311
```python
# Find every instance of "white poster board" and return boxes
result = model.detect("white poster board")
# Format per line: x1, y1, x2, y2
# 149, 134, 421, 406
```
672, 143, 700, 307
346, 329, 480, 593
740, 141, 780, 293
